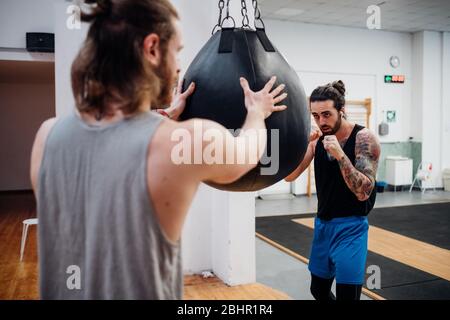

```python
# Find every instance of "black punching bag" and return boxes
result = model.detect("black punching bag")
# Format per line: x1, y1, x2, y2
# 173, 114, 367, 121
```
180, 27, 310, 191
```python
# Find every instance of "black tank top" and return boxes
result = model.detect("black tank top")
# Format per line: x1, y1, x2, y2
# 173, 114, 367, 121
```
314, 124, 376, 220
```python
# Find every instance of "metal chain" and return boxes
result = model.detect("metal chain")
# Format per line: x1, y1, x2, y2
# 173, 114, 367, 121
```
252, 0, 260, 20
222, 0, 235, 29
252, 0, 265, 29
225, 0, 231, 20
212, 0, 225, 34
241, 0, 250, 28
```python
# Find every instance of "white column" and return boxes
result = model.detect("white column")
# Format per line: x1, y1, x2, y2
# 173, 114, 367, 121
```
411, 32, 424, 142
412, 30, 450, 188
54, 1, 88, 117
172, 0, 216, 275
212, 190, 256, 285
420, 31, 443, 188
441, 32, 450, 173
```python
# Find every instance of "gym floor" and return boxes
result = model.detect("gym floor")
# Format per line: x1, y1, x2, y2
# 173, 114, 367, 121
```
255, 190, 450, 300
0, 191, 291, 300
1, 189, 449, 300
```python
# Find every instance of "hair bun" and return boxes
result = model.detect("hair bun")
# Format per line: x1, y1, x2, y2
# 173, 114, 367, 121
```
81, 0, 112, 22
331, 80, 345, 96
96, 0, 112, 13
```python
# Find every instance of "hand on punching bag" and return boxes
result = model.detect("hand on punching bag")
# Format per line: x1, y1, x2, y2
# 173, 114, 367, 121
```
240, 76, 288, 119
161, 80, 196, 120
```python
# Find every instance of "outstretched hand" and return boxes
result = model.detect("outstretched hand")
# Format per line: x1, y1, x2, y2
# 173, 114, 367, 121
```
240, 76, 288, 119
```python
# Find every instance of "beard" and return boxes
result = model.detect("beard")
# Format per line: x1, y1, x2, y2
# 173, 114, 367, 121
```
321, 115, 342, 136
153, 58, 177, 108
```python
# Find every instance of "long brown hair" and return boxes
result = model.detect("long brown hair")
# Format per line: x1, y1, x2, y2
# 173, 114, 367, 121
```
71, 0, 178, 119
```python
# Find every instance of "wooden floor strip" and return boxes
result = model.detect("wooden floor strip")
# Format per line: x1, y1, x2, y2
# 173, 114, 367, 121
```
293, 217, 450, 282
184, 275, 291, 300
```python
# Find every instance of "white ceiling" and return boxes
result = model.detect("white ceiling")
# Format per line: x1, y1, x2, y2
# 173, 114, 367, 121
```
257, 0, 450, 33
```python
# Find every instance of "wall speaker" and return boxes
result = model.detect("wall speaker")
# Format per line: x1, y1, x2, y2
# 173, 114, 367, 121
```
26, 33, 54, 53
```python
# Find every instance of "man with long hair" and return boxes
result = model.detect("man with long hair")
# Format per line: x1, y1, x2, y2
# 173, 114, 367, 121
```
286, 80, 380, 300
30, 0, 287, 299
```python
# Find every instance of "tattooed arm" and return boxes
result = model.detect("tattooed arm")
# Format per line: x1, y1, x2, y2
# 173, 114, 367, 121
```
336, 129, 380, 201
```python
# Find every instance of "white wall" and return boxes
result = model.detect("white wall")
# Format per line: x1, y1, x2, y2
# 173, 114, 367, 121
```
0, 0, 57, 49
258, 19, 413, 195
264, 19, 413, 143
261, 20, 450, 191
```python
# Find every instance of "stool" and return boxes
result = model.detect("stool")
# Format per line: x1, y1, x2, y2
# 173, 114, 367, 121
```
20, 218, 38, 261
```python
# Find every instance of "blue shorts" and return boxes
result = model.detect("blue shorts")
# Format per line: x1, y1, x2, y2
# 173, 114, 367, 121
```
308, 216, 369, 285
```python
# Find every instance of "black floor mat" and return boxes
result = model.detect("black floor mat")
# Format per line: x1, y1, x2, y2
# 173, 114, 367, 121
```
368, 203, 450, 250
256, 203, 450, 300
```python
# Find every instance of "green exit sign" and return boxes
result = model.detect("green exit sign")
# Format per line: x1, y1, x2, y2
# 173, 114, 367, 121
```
385, 75, 405, 83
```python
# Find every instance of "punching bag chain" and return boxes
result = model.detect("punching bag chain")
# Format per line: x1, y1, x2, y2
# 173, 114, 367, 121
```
225, 0, 231, 20
212, 0, 225, 34
252, 0, 265, 29
241, 0, 251, 28
212, 0, 235, 34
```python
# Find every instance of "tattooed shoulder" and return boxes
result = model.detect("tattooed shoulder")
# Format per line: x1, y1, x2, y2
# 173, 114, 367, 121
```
355, 129, 381, 182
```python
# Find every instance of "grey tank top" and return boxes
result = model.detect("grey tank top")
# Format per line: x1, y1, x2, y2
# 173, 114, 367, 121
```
37, 111, 183, 300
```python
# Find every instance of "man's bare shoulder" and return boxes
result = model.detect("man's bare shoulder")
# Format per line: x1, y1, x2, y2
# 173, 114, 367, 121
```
355, 127, 378, 142
38, 118, 58, 138
30, 117, 58, 191
33, 117, 58, 152
355, 128, 380, 160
